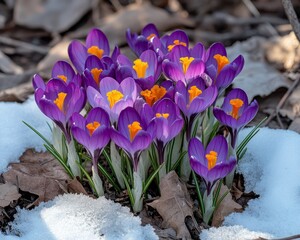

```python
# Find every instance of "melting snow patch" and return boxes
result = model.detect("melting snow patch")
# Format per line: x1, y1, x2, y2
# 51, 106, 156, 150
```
0, 96, 51, 173
1, 194, 158, 240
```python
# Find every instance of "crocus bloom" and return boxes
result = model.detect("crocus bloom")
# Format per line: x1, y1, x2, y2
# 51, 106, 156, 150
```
34, 79, 85, 143
204, 43, 244, 90
68, 28, 118, 73
110, 107, 154, 171
162, 45, 205, 85
126, 23, 160, 56
87, 77, 138, 123
213, 88, 258, 148
117, 50, 159, 90
189, 136, 236, 195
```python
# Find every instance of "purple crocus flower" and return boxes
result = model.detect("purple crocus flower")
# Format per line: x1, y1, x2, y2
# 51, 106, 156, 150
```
87, 76, 138, 123
34, 79, 86, 142
71, 107, 110, 171
117, 50, 159, 90
189, 136, 236, 195
68, 28, 119, 73
162, 45, 205, 85
126, 23, 159, 56
204, 43, 244, 90
110, 107, 154, 171
213, 88, 258, 148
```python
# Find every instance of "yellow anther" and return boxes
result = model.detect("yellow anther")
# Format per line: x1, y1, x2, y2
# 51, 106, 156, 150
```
91, 68, 103, 85
106, 90, 124, 108
128, 121, 142, 141
188, 86, 202, 103
214, 54, 230, 74
57, 75, 67, 82
133, 59, 149, 78
230, 98, 244, 119
147, 33, 157, 41
87, 46, 104, 59
167, 40, 187, 51
86, 121, 101, 136
156, 113, 169, 119
206, 151, 218, 170
140, 85, 167, 106
180, 57, 194, 74
54, 92, 67, 112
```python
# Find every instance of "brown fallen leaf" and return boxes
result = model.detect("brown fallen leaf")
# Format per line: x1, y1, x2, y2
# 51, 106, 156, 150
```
231, 185, 243, 200
67, 177, 88, 195
0, 81, 33, 102
227, 37, 291, 101
211, 184, 243, 227
14, 0, 93, 33
148, 171, 195, 239
3, 149, 71, 205
0, 183, 21, 207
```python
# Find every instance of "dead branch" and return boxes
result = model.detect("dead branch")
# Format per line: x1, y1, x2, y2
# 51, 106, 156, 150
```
282, 0, 300, 42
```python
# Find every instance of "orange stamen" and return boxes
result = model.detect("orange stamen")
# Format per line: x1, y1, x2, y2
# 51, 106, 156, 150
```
230, 98, 244, 119
214, 54, 230, 74
87, 46, 104, 59
188, 86, 202, 103
180, 57, 194, 74
128, 121, 142, 141
140, 85, 167, 106
147, 33, 157, 41
206, 151, 218, 170
133, 59, 149, 78
91, 68, 103, 85
54, 92, 67, 112
156, 113, 169, 119
106, 90, 124, 108
167, 40, 187, 51
86, 121, 101, 136
57, 75, 67, 82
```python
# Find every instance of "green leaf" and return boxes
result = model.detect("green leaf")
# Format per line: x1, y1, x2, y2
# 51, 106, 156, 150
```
143, 164, 163, 194
79, 164, 97, 196
170, 150, 187, 171
97, 163, 121, 192
122, 172, 134, 208
192, 171, 205, 216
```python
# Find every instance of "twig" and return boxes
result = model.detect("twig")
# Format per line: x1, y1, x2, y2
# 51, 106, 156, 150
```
264, 75, 300, 127
0, 36, 49, 55
242, 0, 278, 36
282, 0, 300, 42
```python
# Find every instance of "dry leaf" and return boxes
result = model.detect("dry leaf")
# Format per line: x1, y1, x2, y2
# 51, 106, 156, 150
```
148, 171, 195, 239
0, 50, 23, 74
0, 81, 33, 102
231, 185, 243, 200
14, 0, 93, 33
3, 149, 71, 205
0, 183, 21, 207
67, 178, 88, 195
37, 40, 71, 78
211, 184, 243, 227
227, 37, 291, 101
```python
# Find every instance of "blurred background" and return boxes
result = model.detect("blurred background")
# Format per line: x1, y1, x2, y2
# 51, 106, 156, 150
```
0, 0, 300, 130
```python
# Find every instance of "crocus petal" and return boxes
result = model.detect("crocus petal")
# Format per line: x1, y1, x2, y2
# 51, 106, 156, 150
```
70, 112, 86, 129
86, 28, 110, 57
232, 55, 244, 77
206, 135, 228, 163
185, 59, 205, 84
190, 157, 208, 180
190, 43, 205, 60
71, 127, 91, 151
86, 107, 110, 127
131, 131, 152, 153
206, 157, 236, 183
162, 60, 185, 83
222, 88, 249, 114
142, 23, 159, 40
39, 99, 65, 124
90, 127, 110, 151
140, 50, 157, 78
51, 61, 75, 82
170, 45, 190, 65
110, 129, 132, 155
188, 138, 205, 164
120, 77, 137, 99
117, 54, 133, 68
99, 77, 120, 96
167, 30, 189, 49
68, 40, 88, 73
117, 107, 141, 140
32, 74, 45, 90
236, 100, 259, 129
115, 66, 134, 83
205, 42, 227, 65
85, 55, 104, 70
215, 65, 235, 89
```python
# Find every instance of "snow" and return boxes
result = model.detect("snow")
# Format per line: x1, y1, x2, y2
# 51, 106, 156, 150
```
1, 97, 300, 239
201, 128, 300, 239
0, 96, 51, 173
0, 194, 158, 240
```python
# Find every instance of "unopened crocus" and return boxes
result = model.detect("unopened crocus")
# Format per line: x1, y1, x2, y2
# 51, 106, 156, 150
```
126, 23, 160, 56
87, 76, 138, 123
189, 135, 236, 195
213, 88, 258, 148
117, 50, 159, 90
110, 107, 154, 171
162, 45, 205, 85
68, 28, 119, 73
71, 107, 111, 196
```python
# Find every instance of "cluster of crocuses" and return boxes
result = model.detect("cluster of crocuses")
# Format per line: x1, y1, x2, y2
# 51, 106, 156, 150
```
32, 24, 258, 216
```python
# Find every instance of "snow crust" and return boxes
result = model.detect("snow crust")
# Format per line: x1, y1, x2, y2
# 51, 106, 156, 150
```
201, 128, 300, 239
0, 194, 158, 240
0, 96, 51, 173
